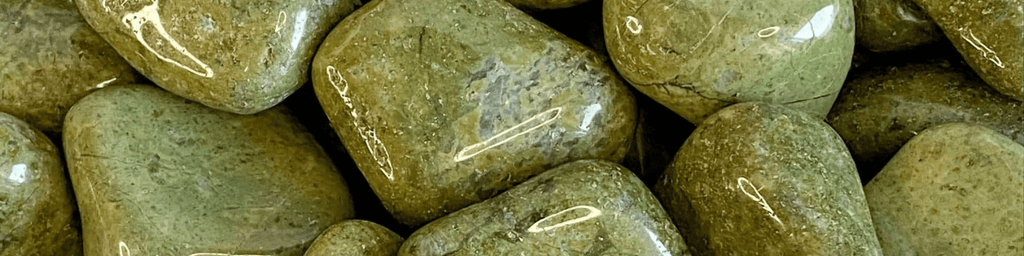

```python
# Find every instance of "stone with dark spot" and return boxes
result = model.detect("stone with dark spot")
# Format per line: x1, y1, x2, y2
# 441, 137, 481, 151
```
656, 102, 882, 255
506, 0, 590, 11
304, 220, 404, 256
399, 160, 689, 255
312, 0, 637, 227
604, 0, 855, 123
622, 91, 693, 186
853, 0, 942, 52
865, 123, 1024, 255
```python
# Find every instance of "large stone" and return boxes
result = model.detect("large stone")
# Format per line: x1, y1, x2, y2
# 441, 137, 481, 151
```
75, 0, 361, 114
0, 0, 138, 133
400, 160, 689, 255
304, 220, 404, 256
604, 0, 855, 123
853, 0, 942, 52
312, 0, 637, 226
910, 0, 1024, 101
63, 84, 354, 255
865, 123, 1024, 255
827, 58, 1024, 182
0, 112, 81, 256
656, 102, 882, 255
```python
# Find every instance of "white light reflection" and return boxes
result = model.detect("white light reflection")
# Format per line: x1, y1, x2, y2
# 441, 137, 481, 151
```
289, 9, 308, 51
791, 5, 835, 42
8, 164, 27, 183
578, 104, 602, 131
644, 227, 672, 256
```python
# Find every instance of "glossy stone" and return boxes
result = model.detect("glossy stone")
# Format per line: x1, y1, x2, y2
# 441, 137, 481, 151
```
910, 0, 1024, 101
304, 220, 404, 256
75, 0, 361, 114
604, 0, 855, 123
827, 58, 1024, 182
0, 112, 82, 256
312, 0, 637, 226
63, 84, 354, 255
400, 160, 689, 255
865, 123, 1024, 255
506, 0, 589, 10
656, 102, 882, 255
0, 0, 138, 133
853, 0, 942, 52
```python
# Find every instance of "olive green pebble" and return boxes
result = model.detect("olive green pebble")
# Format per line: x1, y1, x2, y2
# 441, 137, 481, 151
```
852, 0, 942, 52
304, 220, 404, 256
656, 102, 882, 255
400, 160, 690, 256
312, 0, 637, 227
865, 123, 1024, 255
0, 112, 82, 256
63, 84, 354, 256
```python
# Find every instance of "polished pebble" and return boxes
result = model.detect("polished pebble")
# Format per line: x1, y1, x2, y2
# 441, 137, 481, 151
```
852, 0, 942, 52
304, 220, 404, 256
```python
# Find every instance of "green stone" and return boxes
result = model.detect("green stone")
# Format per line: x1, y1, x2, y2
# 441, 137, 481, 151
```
865, 123, 1024, 255
827, 58, 1024, 181
910, 0, 1024, 101
75, 0, 361, 114
63, 84, 354, 255
400, 160, 689, 255
656, 102, 882, 255
853, 0, 942, 52
305, 220, 404, 256
0, 0, 138, 133
312, 0, 637, 226
0, 112, 82, 256
604, 0, 855, 123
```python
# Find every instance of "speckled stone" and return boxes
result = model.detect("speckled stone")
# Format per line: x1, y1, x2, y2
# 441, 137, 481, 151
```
853, 0, 942, 52
74, 0, 360, 114
827, 58, 1024, 182
910, 0, 1024, 101
865, 123, 1024, 255
0, 0, 138, 133
63, 84, 355, 255
604, 0, 855, 123
304, 220, 404, 256
0, 112, 82, 256
656, 102, 882, 255
506, 0, 589, 10
312, 0, 637, 227
400, 160, 689, 255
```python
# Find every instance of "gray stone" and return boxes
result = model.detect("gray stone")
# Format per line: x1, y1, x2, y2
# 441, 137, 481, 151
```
304, 220, 404, 256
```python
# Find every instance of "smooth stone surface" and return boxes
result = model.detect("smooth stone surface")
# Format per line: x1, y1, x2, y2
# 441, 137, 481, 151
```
827, 58, 1024, 182
604, 0, 855, 123
313, 0, 637, 226
911, 0, 1024, 101
400, 160, 689, 256
853, 0, 942, 52
304, 220, 404, 256
0, 0, 138, 133
865, 123, 1024, 255
63, 84, 354, 256
506, 0, 589, 10
0, 112, 82, 256
656, 102, 882, 255
75, 0, 360, 114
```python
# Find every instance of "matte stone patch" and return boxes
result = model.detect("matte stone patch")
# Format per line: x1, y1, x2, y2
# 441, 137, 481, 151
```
63, 84, 354, 256
305, 220, 404, 256
853, 0, 942, 52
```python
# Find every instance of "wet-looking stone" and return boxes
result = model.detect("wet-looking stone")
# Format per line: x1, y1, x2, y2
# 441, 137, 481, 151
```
304, 220, 405, 256
852, 0, 942, 52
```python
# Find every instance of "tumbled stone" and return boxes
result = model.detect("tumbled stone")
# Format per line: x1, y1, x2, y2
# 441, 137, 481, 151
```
75, 0, 360, 114
0, 0, 138, 133
827, 58, 1024, 182
400, 160, 689, 255
865, 123, 1024, 255
604, 0, 855, 123
305, 220, 404, 256
63, 84, 354, 255
656, 102, 882, 255
312, 0, 637, 226
507, 0, 589, 10
0, 112, 82, 256
853, 0, 942, 52
910, 0, 1024, 101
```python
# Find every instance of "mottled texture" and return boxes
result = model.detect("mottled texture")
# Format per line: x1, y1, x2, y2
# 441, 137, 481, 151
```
506, 0, 590, 10
911, 0, 1024, 101
827, 58, 1024, 182
63, 84, 354, 255
604, 0, 854, 123
75, 0, 361, 114
656, 102, 882, 255
400, 160, 689, 256
304, 220, 404, 256
865, 123, 1024, 255
0, 112, 82, 256
312, 0, 637, 227
0, 0, 138, 133
853, 0, 942, 52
